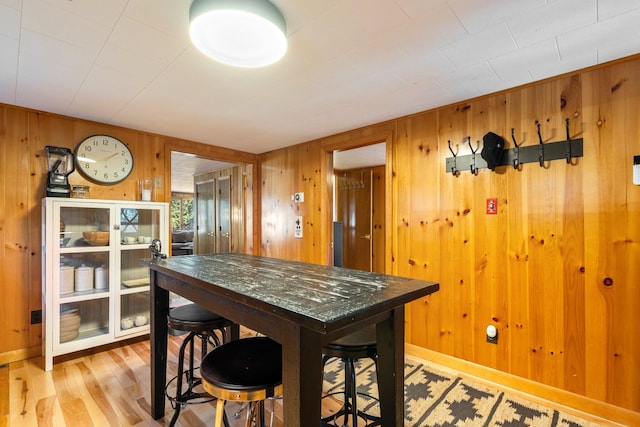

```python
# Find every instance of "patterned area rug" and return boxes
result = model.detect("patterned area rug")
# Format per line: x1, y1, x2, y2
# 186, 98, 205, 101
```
322, 355, 603, 427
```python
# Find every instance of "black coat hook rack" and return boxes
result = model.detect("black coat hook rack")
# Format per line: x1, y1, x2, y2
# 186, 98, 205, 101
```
564, 118, 572, 163
467, 137, 479, 175
511, 128, 521, 169
445, 119, 583, 175
537, 123, 545, 167
448, 140, 458, 176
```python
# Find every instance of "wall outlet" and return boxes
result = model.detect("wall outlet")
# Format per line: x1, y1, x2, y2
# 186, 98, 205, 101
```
294, 216, 303, 238
486, 332, 498, 344
31, 309, 42, 325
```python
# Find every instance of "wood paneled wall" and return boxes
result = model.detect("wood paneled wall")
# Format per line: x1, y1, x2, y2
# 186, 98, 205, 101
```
0, 107, 257, 364
259, 57, 640, 416
259, 140, 329, 262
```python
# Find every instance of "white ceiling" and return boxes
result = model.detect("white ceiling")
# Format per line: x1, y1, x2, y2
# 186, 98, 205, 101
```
334, 142, 386, 170
2, 0, 640, 159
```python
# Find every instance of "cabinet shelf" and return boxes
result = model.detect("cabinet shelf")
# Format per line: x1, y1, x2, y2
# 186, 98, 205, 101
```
120, 243, 151, 250
120, 285, 150, 295
59, 289, 110, 302
118, 324, 148, 334
122, 278, 150, 288
43, 198, 168, 371
59, 326, 110, 345
60, 246, 110, 254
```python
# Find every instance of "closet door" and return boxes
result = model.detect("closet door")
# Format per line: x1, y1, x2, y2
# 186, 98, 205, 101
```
195, 180, 215, 254
336, 168, 373, 272
216, 176, 231, 253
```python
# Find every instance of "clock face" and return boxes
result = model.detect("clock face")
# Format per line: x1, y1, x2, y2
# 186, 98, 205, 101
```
75, 135, 134, 184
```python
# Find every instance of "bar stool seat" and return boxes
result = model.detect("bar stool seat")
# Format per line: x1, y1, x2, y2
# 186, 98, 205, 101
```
166, 303, 235, 427
201, 337, 283, 427
168, 303, 233, 333
322, 325, 380, 426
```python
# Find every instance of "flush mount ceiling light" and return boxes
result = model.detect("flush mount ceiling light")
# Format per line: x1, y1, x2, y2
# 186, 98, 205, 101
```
189, 0, 287, 68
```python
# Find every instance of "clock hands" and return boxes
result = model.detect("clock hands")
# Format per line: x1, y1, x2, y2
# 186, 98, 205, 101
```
78, 151, 119, 163
103, 152, 121, 161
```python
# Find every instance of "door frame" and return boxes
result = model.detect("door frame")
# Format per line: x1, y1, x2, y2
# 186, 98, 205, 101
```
163, 141, 259, 256
320, 130, 393, 273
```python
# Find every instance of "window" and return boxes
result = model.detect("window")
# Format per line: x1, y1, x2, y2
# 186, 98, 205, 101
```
120, 208, 139, 233
171, 193, 194, 230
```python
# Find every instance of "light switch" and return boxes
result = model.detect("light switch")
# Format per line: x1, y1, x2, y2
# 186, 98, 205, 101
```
634, 155, 640, 185
294, 216, 303, 238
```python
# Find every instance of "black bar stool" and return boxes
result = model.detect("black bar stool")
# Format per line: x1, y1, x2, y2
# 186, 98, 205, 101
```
321, 325, 381, 426
166, 303, 235, 427
201, 337, 283, 427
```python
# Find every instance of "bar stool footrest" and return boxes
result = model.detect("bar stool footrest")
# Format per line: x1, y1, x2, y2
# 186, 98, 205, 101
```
321, 390, 381, 426
165, 368, 216, 407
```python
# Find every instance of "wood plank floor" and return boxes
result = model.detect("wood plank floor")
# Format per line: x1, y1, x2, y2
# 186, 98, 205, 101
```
0, 332, 620, 427
1, 333, 291, 427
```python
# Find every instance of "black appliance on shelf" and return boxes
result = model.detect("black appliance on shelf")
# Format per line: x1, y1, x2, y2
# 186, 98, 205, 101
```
45, 146, 75, 197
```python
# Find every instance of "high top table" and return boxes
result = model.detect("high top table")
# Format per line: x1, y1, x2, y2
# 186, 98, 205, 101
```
147, 253, 439, 426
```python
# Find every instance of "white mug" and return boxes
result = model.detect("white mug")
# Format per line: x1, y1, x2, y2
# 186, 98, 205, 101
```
134, 315, 147, 327
124, 236, 136, 244
121, 318, 133, 329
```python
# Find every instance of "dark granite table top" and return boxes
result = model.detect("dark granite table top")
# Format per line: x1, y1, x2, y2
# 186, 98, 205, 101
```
147, 252, 439, 334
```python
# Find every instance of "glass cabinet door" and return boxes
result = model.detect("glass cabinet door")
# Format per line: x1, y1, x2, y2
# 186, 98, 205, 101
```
119, 292, 150, 333
55, 203, 114, 346
116, 204, 163, 336
59, 299, 110, 344
119, 206, 161, 246
59, 205, 111, 249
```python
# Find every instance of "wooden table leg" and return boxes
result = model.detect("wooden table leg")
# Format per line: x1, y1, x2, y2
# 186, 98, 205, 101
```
150, 271, 169, 419
376, 307, 405, 426
229, 322, 240, 341
281, 323, 323, 427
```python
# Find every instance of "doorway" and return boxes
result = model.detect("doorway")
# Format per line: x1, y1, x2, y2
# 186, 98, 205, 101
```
194, 167, 242, 254
170, 151, 252, 256
333, 143, 386, 273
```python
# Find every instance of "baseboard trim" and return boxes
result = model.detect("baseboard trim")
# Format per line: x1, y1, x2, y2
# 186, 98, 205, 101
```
405, 344, 639, 426
0, 346, 41, 366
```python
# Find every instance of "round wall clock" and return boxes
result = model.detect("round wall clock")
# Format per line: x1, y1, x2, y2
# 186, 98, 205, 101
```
75, 135, 134, 184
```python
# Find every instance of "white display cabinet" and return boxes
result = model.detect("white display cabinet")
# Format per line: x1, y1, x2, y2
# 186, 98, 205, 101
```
42, 198, 168, 371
